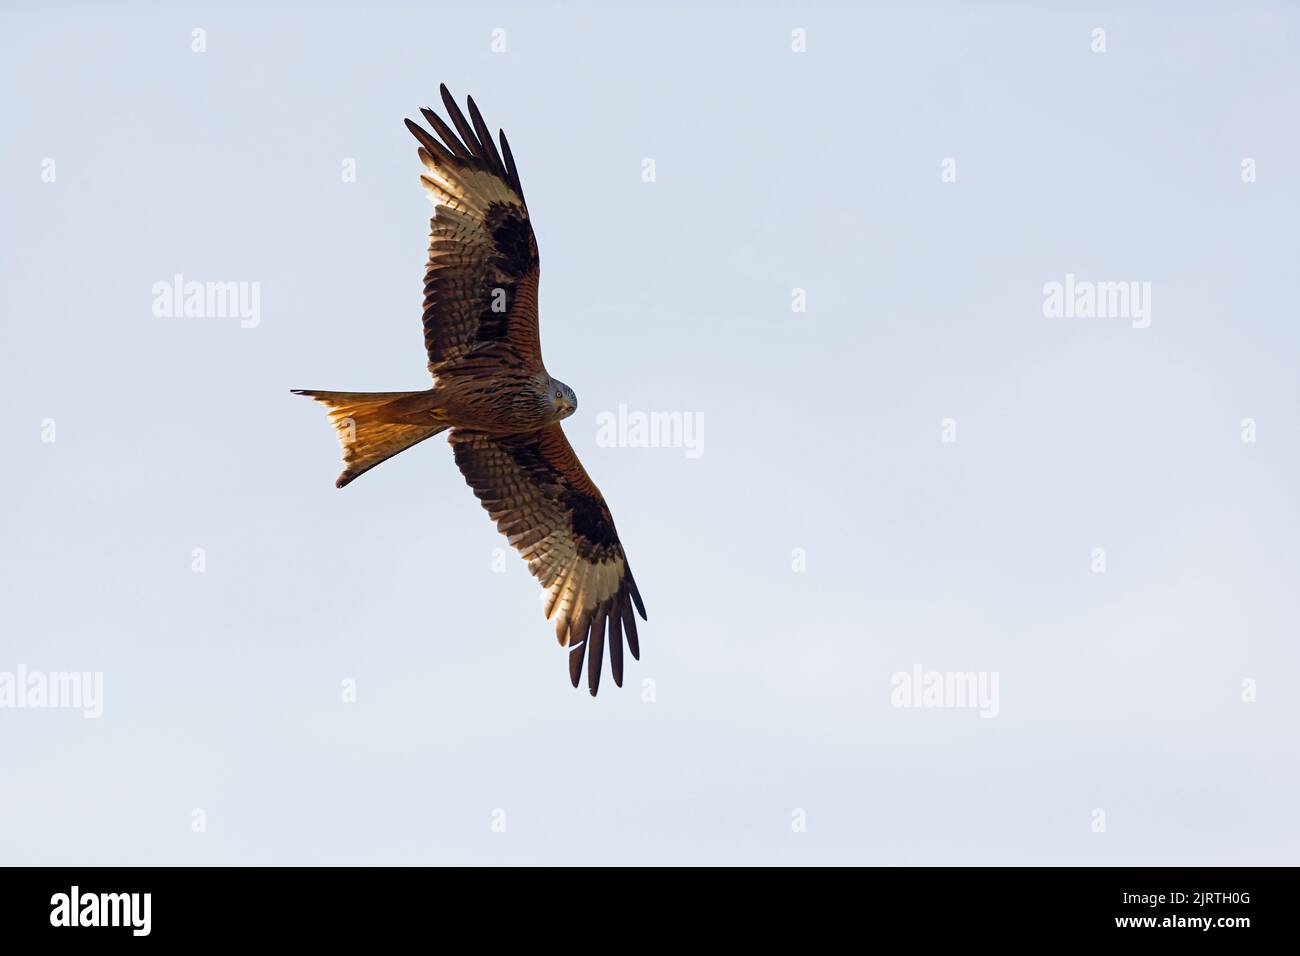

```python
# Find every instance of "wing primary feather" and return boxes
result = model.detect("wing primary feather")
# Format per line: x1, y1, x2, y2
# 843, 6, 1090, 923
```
439, 84, 485, 161
568, 640, 586, 689
498, 130, 525, 201
629, 572, 648, 620
621, 595, 640, 660
608, 603, 624, 687
588, 605, 608, 697
572, 609, 594, 656
417, 140, 457, 170
466, 96, 507, 177
421, 107, 474, 161
405, 118, 448, 159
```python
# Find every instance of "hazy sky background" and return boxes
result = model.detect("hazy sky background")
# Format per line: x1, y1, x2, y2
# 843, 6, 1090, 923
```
2, 1, 1297, 865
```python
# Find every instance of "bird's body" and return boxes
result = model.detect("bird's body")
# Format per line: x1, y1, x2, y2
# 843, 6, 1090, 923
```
293, 86, 645, 696
357, 367, 562, 435
437, 364, 573, 434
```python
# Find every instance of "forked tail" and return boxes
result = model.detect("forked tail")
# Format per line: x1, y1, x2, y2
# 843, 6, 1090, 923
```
291, 389, 447, 487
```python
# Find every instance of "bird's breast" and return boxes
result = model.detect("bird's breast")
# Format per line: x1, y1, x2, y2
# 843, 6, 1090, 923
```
436, 368, 550, 433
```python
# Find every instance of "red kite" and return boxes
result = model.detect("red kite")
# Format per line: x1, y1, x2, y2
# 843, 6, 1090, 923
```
293, 86, 646, 696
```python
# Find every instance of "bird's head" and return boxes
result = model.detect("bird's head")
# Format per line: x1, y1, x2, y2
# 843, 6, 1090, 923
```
548, 378, 578, 421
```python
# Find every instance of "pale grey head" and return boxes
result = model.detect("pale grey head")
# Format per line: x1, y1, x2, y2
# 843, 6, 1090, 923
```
547, 377, 577, 422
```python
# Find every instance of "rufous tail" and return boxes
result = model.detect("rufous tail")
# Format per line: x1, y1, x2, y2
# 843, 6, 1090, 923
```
291, 389, 447, 487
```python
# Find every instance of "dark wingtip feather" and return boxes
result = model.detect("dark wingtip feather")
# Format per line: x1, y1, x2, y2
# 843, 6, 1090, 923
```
621, 596, 640, 661
466, 95, 507, 177
498, 130, 525, 201
568, 640, 586, 688
439, 85, 484, 160
404, 117, 451, 165
629, 574, 648, 620
403, 116, 428, 143
587, 607, 607, 697
421, 107, 472, 161
609, 608, 624, 687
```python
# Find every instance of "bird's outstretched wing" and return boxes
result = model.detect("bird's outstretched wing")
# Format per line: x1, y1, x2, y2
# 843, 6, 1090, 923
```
450, 425, 647, 696
404, 85, 542, 373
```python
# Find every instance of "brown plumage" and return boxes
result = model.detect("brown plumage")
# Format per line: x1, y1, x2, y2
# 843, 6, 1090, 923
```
292, 86, 646, 696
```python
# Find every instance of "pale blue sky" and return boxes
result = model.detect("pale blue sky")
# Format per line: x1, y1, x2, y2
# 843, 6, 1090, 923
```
1, 1, 1297, 864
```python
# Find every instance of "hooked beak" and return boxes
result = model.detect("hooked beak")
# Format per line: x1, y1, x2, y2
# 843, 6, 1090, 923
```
557, 398, 574, 415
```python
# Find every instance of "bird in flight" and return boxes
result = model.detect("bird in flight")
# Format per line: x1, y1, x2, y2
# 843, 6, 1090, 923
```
293, 85, 646, 696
